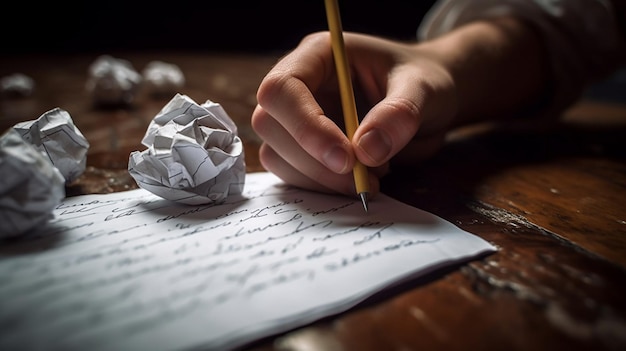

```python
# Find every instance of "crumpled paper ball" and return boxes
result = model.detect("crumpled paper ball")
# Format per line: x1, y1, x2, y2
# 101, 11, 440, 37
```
0, 129, 66, 238
142, 60, 185, 96
0, 73, 35, 97
14, 107, 90, 184
128, 93, 245, 205
86, 55, 142, 106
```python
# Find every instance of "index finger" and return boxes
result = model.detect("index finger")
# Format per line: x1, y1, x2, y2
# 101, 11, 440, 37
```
255, 32, 355, 174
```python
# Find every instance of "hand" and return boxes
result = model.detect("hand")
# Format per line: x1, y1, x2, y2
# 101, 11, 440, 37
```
251, 31, 459, 197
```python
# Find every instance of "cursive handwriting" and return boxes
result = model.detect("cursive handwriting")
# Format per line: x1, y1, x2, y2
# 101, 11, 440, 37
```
0, 172, 495, 351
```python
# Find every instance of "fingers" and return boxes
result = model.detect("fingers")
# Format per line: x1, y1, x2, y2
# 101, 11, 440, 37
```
253, 105, 352, 194
259, 143, 335, 194
260, 143, 382, 199
353, 59, 457, 168
252, 31, 456, 197
253, 105, 381, 196
254, 33, 355, 175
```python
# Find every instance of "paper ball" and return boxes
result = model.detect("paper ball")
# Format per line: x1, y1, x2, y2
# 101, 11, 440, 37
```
128, 93, 245, 205
14, 107, 90, 184
142, 60, 185, 96
0, 129, 66, 238
0, 73, 35, 97
86, 55, 142, 106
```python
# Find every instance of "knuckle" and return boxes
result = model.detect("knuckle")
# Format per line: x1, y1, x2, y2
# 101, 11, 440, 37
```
256, 71, 288, 109
381, 96, 422, 133
250, 108, 269, 135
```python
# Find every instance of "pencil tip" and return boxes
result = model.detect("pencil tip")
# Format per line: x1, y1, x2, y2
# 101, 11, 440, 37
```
359, 192, 369, 212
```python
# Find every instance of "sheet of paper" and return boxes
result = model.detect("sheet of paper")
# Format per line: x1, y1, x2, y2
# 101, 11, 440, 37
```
0, 171, 496, 351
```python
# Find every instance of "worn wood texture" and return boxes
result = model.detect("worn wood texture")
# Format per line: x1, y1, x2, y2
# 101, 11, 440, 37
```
1, 53, 625, 351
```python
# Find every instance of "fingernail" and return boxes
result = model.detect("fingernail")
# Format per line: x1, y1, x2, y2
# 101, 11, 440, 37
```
323, 146, 349, 173
358, 129, 392, 164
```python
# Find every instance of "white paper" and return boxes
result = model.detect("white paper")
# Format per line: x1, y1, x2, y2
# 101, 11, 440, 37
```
13, 107, 90, 184
0, 72, 35, 97
128, 93, 245, 205
142, 61, 185, 95
0, 129, 65, 238
0, 171, 496, 351
86, 55, 142, 105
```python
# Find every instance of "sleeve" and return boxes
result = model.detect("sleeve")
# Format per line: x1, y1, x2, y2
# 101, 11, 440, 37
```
417, 0, 625, 116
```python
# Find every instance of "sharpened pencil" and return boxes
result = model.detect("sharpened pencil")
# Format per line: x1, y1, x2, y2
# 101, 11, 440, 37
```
324, 0, 370, 212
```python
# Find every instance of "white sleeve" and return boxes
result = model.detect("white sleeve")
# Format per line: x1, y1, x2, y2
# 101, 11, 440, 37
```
418, 0, 624, 114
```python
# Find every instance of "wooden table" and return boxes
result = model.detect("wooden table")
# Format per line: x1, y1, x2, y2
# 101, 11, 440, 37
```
1, 52, 625, 351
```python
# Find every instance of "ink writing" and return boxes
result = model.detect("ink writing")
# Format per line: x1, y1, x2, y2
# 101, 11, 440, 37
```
0, 172, 495, 351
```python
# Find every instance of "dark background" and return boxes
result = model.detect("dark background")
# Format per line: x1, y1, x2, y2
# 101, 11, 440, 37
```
1, 1, 437, 55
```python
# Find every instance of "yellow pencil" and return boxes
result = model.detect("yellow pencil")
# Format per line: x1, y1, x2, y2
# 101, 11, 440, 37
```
324, 0, 370, 212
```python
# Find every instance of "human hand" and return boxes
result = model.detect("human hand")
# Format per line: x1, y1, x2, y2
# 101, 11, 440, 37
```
252, 31, 458, 198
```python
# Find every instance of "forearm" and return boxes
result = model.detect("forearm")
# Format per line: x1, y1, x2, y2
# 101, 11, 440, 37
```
417, 16, 549, 125
417, 0, 625, 126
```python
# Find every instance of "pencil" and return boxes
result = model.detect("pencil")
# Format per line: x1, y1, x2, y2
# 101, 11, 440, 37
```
324, 0, 370, 212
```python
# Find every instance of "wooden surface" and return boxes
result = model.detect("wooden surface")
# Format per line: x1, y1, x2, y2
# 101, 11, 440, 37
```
1, 52, 625, 351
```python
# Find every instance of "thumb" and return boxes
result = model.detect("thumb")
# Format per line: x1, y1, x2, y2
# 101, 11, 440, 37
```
352, 92, 423, 167
353, 68, 456, 167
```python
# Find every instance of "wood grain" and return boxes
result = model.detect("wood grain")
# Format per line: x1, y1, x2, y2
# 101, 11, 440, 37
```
1, 52, 625, 351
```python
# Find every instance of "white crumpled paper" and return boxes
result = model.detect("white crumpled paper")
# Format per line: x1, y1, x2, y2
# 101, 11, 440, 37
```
86, 55, 142, 106
128, 93, 245, 205
142, 60, 185, 95
14, 107, 90, 184
0, 73, 35, 97
0, 129, 66, 238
